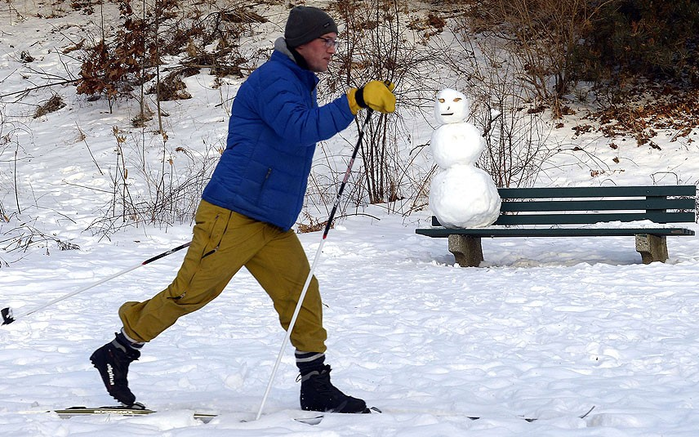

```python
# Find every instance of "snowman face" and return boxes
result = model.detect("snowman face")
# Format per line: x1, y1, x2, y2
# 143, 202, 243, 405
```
434, 88, 469, 125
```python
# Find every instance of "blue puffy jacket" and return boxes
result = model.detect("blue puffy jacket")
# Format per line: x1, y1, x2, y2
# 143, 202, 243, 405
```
202, 40, 355, 231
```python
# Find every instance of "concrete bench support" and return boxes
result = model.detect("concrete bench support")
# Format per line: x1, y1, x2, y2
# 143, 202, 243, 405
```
448, 234, 484, 267
635, 234, 668, 264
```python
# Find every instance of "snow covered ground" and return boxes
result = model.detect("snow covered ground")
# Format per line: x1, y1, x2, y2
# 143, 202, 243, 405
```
3, 213, 699, 436
2, 2, 699, 436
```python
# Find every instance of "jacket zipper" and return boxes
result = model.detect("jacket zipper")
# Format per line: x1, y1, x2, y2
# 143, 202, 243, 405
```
257, 168, 272, 202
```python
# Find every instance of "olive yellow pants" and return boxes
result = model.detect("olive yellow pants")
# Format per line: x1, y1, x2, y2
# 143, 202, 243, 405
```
119, 200, 327, 353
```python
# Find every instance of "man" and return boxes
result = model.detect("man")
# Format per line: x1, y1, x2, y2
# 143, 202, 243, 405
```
89, 6, 395, 414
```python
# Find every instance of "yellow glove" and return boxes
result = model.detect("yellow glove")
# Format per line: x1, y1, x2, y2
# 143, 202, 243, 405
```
347, 81, 396, 115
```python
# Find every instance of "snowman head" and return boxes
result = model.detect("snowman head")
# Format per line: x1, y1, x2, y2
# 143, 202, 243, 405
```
434, 88, 469, 125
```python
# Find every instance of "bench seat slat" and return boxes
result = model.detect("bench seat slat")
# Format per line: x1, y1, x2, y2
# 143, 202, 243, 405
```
416, 227, 696, 238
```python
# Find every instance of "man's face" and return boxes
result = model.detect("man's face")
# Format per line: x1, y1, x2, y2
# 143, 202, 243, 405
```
295, 32, 337, 73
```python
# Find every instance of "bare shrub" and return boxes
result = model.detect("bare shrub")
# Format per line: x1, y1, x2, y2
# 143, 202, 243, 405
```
77, 0, 259, 110
0, 117, 10, 223
73, 0, 260, 236
147, 67, 197, 101
34, 94, 66, 118
0, 107, 79, 260
77, 1, 156, 111
443, 21, 556, 188
315, 0, 441, 213
0, 109, 27, 216
463, 0, 616, 115
0, 222, 80, 255
576, 0, 699, 86
86, 128, 220, 238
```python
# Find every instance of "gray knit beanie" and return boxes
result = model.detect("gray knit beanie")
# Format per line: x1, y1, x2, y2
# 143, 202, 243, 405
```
284, 6, 338, 48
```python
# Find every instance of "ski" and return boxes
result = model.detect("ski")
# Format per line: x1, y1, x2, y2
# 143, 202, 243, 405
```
53, 406, 218, 423
52, 406, 324, 425
380, 405, 596, 422
52, 405, 385, 425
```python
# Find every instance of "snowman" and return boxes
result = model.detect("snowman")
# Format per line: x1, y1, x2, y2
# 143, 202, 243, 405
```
429, 88, 501, 228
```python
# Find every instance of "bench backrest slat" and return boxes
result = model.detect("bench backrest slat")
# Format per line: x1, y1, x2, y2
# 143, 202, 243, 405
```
494, 211, 695, 225
501, 198, 695, 213
430, 185, 697, 227
498, 185, 696, 198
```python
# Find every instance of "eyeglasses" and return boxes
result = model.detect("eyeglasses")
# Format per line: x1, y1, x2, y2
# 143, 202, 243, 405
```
317, 37, 339, 48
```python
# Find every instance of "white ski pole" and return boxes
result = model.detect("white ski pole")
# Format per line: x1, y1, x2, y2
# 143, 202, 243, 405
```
1, 242, 191, 325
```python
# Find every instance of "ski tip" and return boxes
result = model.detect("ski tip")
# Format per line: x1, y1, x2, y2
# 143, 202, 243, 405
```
294, 415, 323, 426
1, 307, 14, 325
580, 405, 596, 419
293, 406, 380, 425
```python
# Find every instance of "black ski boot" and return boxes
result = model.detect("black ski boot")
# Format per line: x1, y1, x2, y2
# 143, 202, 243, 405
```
299, 365, 368, 413
90, 332, 141, 406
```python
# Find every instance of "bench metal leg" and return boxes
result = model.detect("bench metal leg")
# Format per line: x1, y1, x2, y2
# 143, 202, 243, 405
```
635, 234, 668, 264
448, 235, 484, 267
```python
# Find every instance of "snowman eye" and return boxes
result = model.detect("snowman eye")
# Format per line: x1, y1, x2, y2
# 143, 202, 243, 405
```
438, 98, 445, 103
453, 98, 462, 102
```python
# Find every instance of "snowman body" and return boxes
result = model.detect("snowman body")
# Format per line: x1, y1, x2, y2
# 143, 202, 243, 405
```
431, 122, 485, 168
429, 88, 501, 229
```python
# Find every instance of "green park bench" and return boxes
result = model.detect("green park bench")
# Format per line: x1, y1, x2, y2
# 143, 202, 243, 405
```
416, 185, 697, 267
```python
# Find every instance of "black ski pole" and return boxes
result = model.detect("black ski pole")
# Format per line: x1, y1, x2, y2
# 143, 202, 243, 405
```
1, 241, 191, 325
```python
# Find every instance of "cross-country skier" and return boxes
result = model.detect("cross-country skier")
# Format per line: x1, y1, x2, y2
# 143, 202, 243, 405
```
89, 5, 395, 413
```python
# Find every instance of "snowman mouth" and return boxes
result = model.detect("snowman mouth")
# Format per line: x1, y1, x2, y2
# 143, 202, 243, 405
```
441, 112, 454, 116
